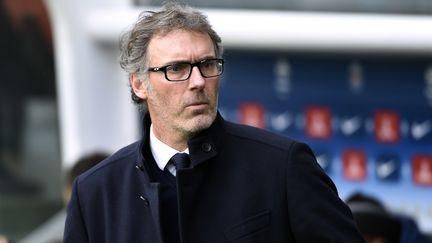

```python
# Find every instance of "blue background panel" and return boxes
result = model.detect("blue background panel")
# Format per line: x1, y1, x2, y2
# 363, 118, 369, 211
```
218, 50, 432, 233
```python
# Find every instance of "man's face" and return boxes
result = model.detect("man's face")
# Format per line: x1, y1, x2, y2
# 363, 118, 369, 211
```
132, 30, 219, 145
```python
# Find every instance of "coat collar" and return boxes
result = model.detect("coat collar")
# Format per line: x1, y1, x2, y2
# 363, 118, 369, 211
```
136, 111, 225, 170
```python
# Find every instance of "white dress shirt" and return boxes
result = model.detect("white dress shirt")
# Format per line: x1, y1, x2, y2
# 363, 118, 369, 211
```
149, 124, 189, 176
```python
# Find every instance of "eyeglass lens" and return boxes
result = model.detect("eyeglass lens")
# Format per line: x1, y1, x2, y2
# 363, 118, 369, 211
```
166, 59, 223, 81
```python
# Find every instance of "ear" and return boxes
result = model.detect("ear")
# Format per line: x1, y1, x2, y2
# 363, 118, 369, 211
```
131, 73, 148, 100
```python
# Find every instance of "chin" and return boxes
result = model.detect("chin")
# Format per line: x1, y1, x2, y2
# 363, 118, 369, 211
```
186, 112, 215, 133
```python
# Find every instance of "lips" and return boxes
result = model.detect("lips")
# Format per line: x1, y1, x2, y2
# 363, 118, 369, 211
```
186, 101, 208, 107
190, 100, 207, 105
184, 94, 211, 109
185, 97, 209, 106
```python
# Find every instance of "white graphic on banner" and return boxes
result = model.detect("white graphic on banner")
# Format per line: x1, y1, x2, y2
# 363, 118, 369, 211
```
376, 159, 396, 179
348, 61, 364, 94
273, 58, 292, 99
340, 116, 362, 136
316, 153, 330, 171
411, 120, 432, 140
270, 112, 292, 132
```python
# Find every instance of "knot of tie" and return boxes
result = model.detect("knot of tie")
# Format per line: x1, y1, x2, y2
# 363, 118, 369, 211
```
171, 153, 191, 171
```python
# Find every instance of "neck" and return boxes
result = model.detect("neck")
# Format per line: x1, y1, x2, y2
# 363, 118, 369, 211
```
151, 124, 191, 152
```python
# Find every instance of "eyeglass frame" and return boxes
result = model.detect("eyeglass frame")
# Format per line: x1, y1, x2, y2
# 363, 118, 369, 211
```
147, 58, 224, 82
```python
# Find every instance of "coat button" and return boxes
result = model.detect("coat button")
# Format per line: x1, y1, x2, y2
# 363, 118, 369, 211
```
139, 195, 149, 206
201, 143, 212, 152
135, 165, 144, 171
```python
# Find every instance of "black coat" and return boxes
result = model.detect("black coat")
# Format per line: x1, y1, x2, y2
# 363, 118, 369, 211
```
64, 113, 365, 243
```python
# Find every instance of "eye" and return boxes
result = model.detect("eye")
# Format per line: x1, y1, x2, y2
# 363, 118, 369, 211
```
167, 63, 188, 73
200, 60, 215, 70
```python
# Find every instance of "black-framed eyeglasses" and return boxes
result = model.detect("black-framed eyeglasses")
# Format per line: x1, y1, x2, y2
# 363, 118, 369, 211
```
148, 58, 224, 82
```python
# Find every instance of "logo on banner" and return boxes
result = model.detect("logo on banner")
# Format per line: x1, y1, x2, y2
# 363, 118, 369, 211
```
273, 58, 292, 100
348, 61, 364, 94
374, 111, 400, 143
411, 120, 432, 141
269, 111, 292, 132
375, 154, 401, 182
412, 155, 432, 186
342, 149, 367, 181
340, 116, 362, 137
239, 102, 266, 128
305, 106, 332, 139
315, 151, 332, 174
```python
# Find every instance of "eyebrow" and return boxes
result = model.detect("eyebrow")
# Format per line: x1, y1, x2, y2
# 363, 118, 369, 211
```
159, 55, 217, 67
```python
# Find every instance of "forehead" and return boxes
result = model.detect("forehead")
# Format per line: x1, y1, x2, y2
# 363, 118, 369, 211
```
147, 30, 215, 64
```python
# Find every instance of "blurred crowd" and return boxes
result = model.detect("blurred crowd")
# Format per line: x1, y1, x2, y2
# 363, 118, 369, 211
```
347, 192, 431, 243
1, 152, 109, 243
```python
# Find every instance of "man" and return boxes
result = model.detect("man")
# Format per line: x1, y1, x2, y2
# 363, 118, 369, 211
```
64, 2, 365, 243
347, 192, 431, 243
346, 193, 401, 243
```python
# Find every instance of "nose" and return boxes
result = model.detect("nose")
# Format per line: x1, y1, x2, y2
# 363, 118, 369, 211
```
188, 66, 205, 89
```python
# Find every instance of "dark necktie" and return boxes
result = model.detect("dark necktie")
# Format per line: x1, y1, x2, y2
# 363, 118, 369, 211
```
171, 153, 191, 171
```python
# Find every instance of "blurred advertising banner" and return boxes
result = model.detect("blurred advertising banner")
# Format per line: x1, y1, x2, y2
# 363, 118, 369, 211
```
219, 50, 432, 234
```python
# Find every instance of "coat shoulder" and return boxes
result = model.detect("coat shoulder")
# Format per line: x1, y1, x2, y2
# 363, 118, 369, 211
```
223, 121, 298, 151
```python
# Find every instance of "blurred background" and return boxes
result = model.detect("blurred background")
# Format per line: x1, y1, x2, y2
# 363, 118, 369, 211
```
0, 0, 431, 242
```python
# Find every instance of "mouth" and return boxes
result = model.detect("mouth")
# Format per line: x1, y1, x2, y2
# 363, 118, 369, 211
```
184, 98, 212, 109
186, 101, 209, 108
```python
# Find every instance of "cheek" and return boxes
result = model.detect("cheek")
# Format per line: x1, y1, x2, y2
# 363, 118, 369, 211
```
206, 81, 220, 97
149, 84, 176, 107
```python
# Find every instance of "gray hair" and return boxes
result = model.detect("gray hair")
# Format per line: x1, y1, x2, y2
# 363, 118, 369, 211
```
119, 2, 224, 109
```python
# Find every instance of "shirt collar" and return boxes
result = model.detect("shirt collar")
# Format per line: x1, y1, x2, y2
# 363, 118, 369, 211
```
149, 124, 188, 171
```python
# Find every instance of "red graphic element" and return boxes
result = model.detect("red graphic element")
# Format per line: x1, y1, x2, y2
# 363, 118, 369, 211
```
374, 110, 400, 143
342, 149, 367, 181
412, 155, 432, 186
239, 102, 266, 128
305, 106, 332, 139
